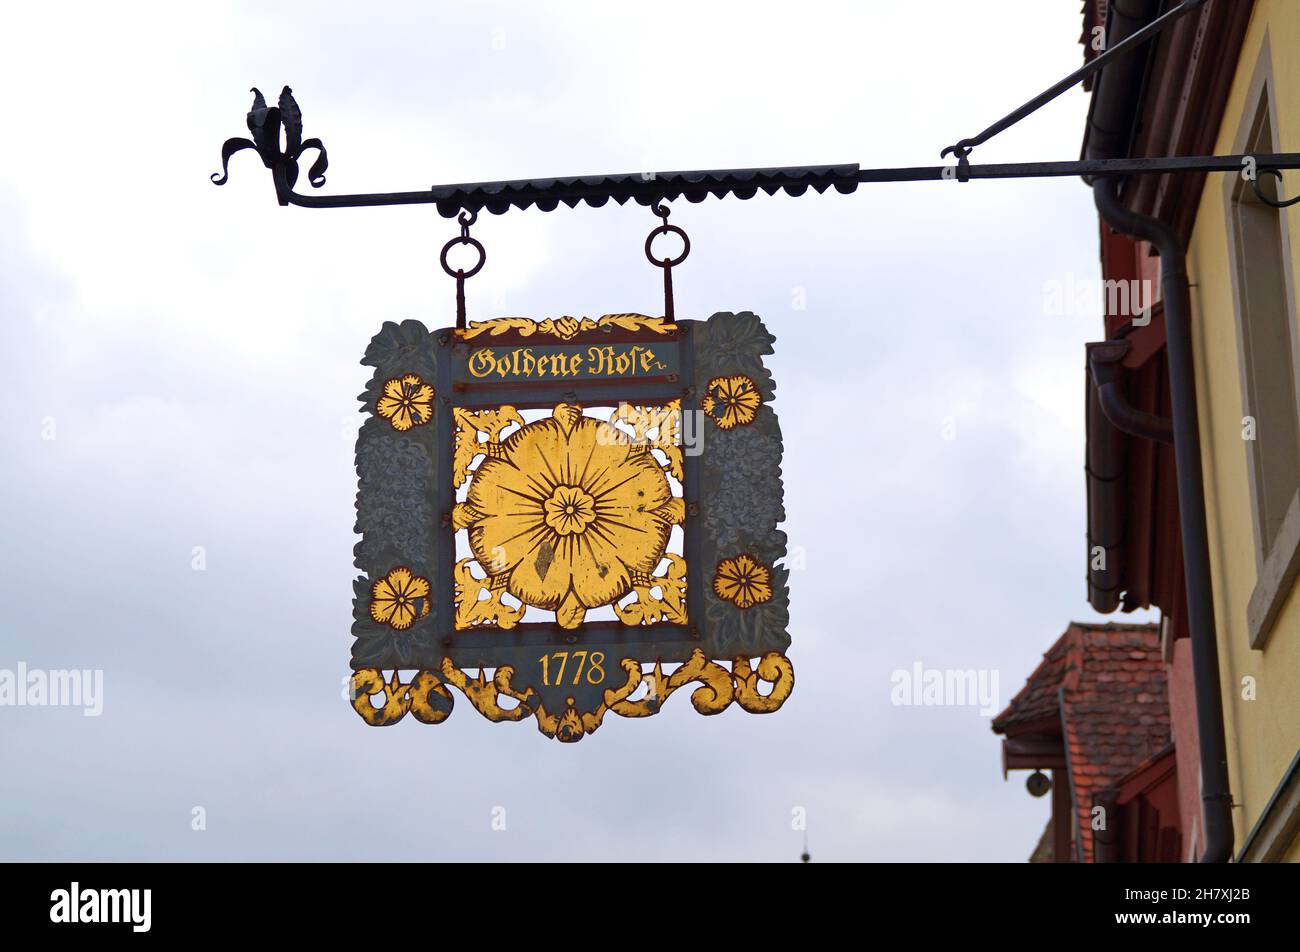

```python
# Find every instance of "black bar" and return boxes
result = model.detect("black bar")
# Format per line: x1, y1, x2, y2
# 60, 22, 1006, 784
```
6, 861, 1283, 935
279, 153, 1300, 214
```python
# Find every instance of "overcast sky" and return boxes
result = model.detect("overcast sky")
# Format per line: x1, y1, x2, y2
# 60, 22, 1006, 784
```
0, 1, 1156, 861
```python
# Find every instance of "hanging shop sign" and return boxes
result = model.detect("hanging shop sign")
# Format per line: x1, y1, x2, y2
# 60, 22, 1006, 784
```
348, 213, 793, 741
216, 3, 1300, 762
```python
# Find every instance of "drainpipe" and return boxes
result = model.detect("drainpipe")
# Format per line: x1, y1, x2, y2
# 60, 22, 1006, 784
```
1092, 178, 1233, 862
1087, 339, 1174, 444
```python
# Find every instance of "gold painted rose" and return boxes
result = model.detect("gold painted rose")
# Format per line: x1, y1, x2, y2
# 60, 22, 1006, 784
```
454, 404, 684, 628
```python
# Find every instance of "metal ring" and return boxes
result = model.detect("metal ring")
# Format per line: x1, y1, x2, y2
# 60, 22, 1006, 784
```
644, 224, 690, 268
440, 235, 486, 278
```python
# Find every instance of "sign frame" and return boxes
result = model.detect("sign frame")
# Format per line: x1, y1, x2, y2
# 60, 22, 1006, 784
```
350, 311, 793, 741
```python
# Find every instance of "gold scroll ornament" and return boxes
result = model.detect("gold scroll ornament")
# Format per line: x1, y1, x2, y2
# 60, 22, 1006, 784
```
350, 650, 795, 742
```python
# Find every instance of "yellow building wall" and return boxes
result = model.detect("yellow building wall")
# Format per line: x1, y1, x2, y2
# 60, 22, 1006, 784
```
1185, 0, 1300, 858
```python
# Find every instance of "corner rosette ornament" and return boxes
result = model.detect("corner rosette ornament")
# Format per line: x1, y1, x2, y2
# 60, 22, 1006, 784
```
369, 567, 431, 630
376, 373, 435, 431
713, 554, 774, 609
702, 374, 762, 429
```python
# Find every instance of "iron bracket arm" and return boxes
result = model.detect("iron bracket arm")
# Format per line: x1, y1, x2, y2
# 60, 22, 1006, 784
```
212, 89, 1300, 217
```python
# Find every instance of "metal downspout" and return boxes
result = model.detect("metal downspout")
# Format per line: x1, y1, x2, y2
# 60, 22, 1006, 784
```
1087, 340, 1175, 444
1093, 178, 1234, 862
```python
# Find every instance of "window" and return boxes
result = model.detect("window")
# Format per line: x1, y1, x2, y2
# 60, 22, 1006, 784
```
1229, 89, 1300, 563
1224, 45, 1300, 648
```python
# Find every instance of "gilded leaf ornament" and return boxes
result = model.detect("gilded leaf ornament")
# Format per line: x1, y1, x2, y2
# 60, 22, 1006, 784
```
453, 559, 526, 630
459, 313, 675, 341
351, 649, 794, 742
611, 400, 684, 481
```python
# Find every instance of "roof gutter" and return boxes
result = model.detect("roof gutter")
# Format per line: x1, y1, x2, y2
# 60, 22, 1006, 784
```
1085, 0, 1234, 863
1083, 0, 1165, 616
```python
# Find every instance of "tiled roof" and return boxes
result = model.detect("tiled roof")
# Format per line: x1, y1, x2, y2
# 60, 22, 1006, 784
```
993, 622, 1170, 862
992, 630, 1072, 734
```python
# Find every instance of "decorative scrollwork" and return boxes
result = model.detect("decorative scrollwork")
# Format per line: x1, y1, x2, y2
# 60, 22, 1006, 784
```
732, 653, 795, 713
611, 400, 684, 482
454, 558, 526, 630
349, 650, 793, 742
459, 314, 675, 341
452, 405, 523, 489
615, 555, 688, 626
350, 670, 412, 726
610, 650, 736, 718
437, 661, 535, 723
211, 86, 329, 190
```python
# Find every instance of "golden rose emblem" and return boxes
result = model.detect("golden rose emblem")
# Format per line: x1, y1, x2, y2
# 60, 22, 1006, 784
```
456, 404, 685, 628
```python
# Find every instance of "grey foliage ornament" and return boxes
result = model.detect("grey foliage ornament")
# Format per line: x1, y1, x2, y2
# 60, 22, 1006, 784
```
693, 312, 790, 658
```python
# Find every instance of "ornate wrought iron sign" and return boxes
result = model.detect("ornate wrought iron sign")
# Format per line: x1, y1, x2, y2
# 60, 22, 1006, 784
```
218, 9, 1300, 745
350, 311, 793, 740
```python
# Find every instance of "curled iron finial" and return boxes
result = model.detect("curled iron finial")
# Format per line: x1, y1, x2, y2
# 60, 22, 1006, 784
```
211, 86, 330, 197
1251, 167, 1300, 209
